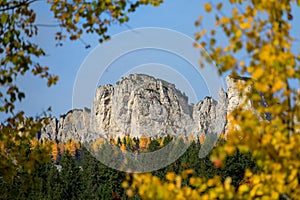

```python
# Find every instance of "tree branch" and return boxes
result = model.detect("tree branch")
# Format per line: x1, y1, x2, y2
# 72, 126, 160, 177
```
35, 23, 60, 27
0, 0, 39, 12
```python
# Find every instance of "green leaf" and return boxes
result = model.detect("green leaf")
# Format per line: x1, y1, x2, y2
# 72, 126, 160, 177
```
1, 13, 8, 24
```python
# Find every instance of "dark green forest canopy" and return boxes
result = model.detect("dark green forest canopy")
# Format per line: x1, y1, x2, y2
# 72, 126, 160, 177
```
0, 138, 256, 200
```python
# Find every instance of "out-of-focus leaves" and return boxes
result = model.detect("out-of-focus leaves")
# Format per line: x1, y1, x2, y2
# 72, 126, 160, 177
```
0, 0, 163, 181
128, 0, 300, 199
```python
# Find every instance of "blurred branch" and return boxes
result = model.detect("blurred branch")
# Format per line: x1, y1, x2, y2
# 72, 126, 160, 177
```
0, 0, 39, 12
35, 23, 60, 27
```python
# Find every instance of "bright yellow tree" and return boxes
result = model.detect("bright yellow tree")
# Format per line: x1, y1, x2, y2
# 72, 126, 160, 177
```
51, 142, 59, 162
124, 1, 300, 199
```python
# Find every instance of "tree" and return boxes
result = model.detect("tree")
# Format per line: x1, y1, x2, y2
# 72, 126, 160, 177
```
124, 0, 300, 199
59, 151, 82, 200
45, 163, 62, 200
65, 139, 78, 158
0, 0, 163, 181
148, 138, 160, 152
79, 148, 103, 199
51, 142, 59, 163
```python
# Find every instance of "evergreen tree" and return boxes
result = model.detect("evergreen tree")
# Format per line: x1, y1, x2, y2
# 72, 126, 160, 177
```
59, 151, 83, 200
45, 164, 62, 200
79, 149, 103, 199
117, 137, 122, 146
148, 139, 160, 152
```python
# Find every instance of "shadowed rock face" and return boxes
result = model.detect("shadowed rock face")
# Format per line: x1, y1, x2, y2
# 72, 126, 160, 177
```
40, 108, 92, 143
40, 74, 237, 143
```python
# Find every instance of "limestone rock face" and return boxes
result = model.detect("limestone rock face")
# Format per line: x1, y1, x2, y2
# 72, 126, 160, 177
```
40, 74, 240, 142
41, 108, 92, 143
40, 118, 57, 141
226, 76, 252, 113
57, 109, 90, 142
192, 88, 228, 137
91, 84, 113, 137
193, 97, 217, 135
91, 74, 194, 138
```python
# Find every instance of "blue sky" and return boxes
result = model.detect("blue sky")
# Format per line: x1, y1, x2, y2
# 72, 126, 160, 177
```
11, 0, 300, 118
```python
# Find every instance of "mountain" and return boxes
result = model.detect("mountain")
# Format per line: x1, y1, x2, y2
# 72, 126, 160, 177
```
39, 74, 248, 143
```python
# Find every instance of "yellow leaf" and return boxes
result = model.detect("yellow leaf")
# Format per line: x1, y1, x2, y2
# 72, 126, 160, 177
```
271, 191, 279, 199
252, 68, 264, 79
221, 17, 230, 24
239, 60, 245, 67
272, 81, 284, 92
287, 67, 295, 76
204, 3, 212, 12
240, 22, 251, 29
252, 175, 260, 185
236, 29, 242, 38
224, 177, 232, 190
262, 133, 272, 145
207, 178, 215, 187
181, 169, 194, 179
175, 176, 182, 188
200, 29, 207, 35
202, 194, 209, 200
224, 145, 235, 155
166, 172, 176, 182
288, 169, 298, 182
167, 183, 175, 191
74, 14, 79, 23
232, 7, 238, 17
122, 181, 129, 188
239, 184, 250, 193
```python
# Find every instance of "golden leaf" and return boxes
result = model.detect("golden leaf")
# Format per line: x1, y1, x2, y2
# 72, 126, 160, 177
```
204, 3, 212, 12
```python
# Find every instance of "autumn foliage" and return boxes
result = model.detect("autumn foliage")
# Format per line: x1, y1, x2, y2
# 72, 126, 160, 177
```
124, 0, 300, 199
0, 0, 163, 181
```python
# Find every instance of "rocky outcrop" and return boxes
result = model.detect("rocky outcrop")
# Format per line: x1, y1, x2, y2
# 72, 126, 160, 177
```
40, 74, 244, 143
226, 76, 252, 113
40, 108, 95, 143
91, 74, 194, 139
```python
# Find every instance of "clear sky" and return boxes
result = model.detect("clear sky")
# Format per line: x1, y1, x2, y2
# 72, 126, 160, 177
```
10, 0, 300, 118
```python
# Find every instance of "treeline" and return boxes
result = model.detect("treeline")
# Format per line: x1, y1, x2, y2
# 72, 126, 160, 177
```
0, 136, 257, 200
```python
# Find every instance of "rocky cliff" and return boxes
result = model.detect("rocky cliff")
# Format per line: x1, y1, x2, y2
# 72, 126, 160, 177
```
40, 74, 246, 143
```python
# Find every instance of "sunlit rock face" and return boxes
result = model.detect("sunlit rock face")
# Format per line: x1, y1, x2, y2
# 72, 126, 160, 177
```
91, 74, 194, 139
40, 74, 241, 143
192, 88, 227, 138
226, 76, 253, 113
